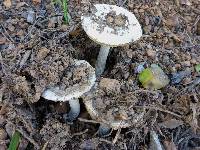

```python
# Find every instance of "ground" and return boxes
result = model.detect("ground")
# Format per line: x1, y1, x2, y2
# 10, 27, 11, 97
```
0, 0, 200, 149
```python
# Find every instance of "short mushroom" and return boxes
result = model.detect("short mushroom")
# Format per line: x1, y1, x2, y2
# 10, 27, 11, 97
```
81, 4, 142, 76
83, 81, 145, 136
42, 60, 96, 122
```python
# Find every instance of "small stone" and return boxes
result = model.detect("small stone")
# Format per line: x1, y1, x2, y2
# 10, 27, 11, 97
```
99, 78, 121, 94
175, 64, 181, 69
146, 49, 156, 58
60, 24, 68, 31
27, 10, 35, 24
36, 47, 50, 61
5, 123, 14, 137
139, 9, 144, 13
190, 58, 197, 64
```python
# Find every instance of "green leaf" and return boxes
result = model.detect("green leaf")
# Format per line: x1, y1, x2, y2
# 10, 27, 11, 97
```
8, 131, 21, 150
195, 64, 200, 73
62, 0, 69, 24
139, 68, 153, 87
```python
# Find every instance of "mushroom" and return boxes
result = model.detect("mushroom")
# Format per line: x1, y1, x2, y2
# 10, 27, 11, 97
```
81, 4, 142, 76
83, 82, 144, 136
42, 60, 96, 122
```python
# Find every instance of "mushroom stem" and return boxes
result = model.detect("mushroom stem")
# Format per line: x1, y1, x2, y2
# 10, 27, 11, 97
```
98, 124, 111, 137
95, 45, 111, 76
63, 98, 80, 123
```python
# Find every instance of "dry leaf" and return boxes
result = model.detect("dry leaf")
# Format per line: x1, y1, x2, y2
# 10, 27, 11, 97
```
3, 0, 12, 8
32, 0, 41, 4
158, 119, 184, 129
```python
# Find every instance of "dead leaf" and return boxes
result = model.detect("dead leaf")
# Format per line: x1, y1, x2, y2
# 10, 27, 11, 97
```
3, 0, 12, 8
158, 119, 184, 129
32, 0, 41, 4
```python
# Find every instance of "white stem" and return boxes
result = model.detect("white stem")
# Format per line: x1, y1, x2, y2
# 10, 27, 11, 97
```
64, 98, 80, 122
95, 45, 111, 76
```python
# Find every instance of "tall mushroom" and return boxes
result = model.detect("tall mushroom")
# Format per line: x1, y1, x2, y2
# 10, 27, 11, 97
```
42, 60, 96, 122
81, 4, 142, 76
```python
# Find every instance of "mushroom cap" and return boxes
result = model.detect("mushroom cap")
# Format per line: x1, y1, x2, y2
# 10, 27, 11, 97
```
81, 4, 142, 47
42, 60, 96, 102
83, 87, 144, 130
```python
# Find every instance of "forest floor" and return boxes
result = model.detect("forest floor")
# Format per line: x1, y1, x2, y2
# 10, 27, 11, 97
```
0, 0, 200, 149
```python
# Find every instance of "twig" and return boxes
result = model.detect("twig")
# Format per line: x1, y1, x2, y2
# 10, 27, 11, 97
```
112, 128, 121, 144
1, 31, 12, 43
41, 141, 48, 150
16, 128, 40, 149
99, 138, 113, 144
134, 105, 182, 118
78, 118, 101, 124
0, 24, 14, 43
192, 15, 200, 27
22, 17, 42, 42
0, 52, 7, 75
19, 50, 31, 69
72, 129, 88, 137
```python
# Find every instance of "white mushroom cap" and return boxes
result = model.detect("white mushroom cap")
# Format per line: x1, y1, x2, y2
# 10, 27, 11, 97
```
42, 60, 96, 102
81, 4, 142, 47
84, 91, 144, 130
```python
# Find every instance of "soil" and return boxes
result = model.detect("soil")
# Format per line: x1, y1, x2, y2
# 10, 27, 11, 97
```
0, 0, 200, 150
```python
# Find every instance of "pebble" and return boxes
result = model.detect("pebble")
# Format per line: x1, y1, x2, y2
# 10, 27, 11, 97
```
99, 78, 121, 94
146, 49, 156, 58
190, 58, 197, 64
27, 10, 35, 24
36, 47, 50, 61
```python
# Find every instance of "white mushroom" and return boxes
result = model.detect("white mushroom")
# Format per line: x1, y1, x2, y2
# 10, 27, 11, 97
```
83, 88, 144, 136
42, 60, 96, 122
81, 4, 142, 76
